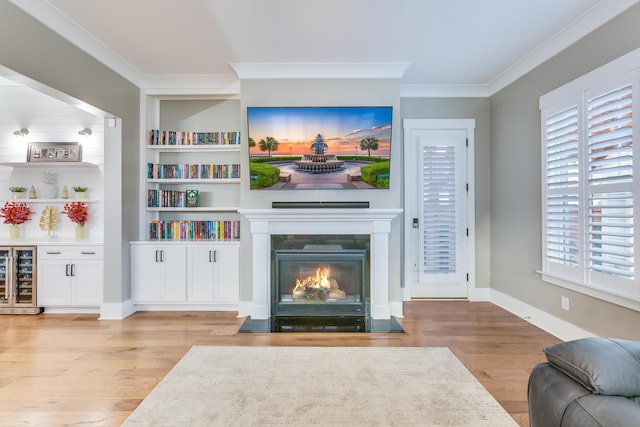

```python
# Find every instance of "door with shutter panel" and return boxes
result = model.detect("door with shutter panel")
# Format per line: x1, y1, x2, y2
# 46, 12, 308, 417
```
403, 123, 472, 299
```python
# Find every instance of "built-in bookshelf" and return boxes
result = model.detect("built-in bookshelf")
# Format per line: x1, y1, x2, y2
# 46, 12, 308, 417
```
132, 96, 242, 311
144, 127, 241, 242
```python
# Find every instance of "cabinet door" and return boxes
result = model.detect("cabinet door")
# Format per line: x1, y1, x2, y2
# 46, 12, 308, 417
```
38, 260, 72, 306
132, 245, 186, 302
132, 246, 165, 302
160, 246, 187, 302
72, 260, 103, 306
0, 249, 10, 308
14, 248, 36, 307
187, 246, 216, 302
212, 244, 239, 303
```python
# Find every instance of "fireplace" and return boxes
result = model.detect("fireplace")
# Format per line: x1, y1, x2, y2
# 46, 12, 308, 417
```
239, 208, 403, 326
271, 235, 369, 331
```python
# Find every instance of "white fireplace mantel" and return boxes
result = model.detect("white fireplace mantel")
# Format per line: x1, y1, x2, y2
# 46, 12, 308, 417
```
239, 208, 402, 320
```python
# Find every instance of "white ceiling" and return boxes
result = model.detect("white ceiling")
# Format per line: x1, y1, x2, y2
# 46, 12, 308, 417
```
8, 0, 640, 96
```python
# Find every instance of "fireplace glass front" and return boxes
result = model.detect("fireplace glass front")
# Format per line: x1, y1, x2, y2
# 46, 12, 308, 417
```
271, 235, 369, 332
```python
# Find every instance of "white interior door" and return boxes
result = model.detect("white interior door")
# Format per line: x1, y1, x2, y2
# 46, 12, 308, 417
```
403, 120, 475, 299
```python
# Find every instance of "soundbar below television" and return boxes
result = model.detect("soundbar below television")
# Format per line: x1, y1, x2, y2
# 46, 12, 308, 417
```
247, 106, 392, 190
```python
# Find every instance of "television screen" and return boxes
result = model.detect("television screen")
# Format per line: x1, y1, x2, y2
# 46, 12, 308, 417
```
247, 106, 392, 190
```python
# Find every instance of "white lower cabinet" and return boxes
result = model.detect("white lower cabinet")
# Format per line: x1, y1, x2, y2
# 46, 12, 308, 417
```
131, 242, 239, 307
187, 244, 239, 303
132, 244, 187, 302
37, 245, 103, 308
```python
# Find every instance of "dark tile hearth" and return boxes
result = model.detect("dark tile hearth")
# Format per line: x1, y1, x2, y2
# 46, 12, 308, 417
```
238, 316, 405, 333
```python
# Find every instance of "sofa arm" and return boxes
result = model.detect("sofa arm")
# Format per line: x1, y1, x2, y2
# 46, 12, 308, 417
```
528, 363, 591, 427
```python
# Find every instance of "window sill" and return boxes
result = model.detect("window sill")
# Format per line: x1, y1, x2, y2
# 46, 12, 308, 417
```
537, 270, 640, 313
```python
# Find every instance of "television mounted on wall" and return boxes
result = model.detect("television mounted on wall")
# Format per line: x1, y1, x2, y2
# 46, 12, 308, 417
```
247, 106, 392, 190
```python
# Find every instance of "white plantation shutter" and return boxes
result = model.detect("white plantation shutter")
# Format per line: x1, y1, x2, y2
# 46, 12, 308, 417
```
422, 144, 457, 274
587, 85, 634, 285
544, 106, 580, 273
417, 135, 467, 292
541, 76, 639, 301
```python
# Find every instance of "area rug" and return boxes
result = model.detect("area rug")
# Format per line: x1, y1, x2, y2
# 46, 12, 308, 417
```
122, 346, 517, 426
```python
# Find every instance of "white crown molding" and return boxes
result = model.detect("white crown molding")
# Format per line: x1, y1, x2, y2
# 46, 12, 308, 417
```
400, 84, 490, 98
230, 63, 411, 80
487, 0, 640, 95
141, 75, 241, 96
9, 0, 145, 87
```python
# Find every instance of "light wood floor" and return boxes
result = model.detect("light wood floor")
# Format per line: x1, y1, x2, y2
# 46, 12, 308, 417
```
0, 301, 560, 426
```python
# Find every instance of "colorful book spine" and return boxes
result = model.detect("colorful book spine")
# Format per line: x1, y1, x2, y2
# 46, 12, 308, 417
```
148, 130, 241, 146
147, 163, 241, 179
148, 220, 240, 240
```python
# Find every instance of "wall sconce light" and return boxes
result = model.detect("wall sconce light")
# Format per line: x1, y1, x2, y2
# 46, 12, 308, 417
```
78, 128, 92, 136
13, 128, 29, 137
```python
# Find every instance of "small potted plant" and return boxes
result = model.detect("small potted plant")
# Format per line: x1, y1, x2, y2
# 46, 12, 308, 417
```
62, 202, 88, 239
9, 186, 27, 199
0, 202, 34, 238
72, 186, 88, 199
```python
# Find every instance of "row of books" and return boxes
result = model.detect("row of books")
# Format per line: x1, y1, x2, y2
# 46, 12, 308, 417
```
148, 220, 240, 241
148, 190, 199, 208
148, 130, 240, 146
147, 163, 241, 179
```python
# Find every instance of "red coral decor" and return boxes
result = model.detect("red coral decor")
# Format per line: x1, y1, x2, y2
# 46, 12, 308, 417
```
0, 202, 33, 225
62, 202, 88, 226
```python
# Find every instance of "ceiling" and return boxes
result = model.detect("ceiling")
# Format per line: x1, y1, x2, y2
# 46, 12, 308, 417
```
8, 0, 640, 96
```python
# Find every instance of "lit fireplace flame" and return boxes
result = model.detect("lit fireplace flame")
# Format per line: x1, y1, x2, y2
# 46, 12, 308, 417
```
292, 266, 346, 300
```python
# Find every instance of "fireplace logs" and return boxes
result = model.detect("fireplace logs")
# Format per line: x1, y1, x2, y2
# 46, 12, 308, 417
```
292, 266, 346, 301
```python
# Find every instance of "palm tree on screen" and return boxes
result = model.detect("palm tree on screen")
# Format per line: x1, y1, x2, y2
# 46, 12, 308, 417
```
259, 136, 279, 156
360, 137, 379, 157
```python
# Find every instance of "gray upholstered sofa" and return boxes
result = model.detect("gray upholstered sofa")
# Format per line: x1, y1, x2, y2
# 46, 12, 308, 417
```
528, 337, 640, 426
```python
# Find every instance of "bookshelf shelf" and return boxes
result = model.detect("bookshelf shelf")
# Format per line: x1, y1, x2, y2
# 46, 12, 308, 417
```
146, 207, 238, 212
0, 162, 99, 168
147, 178, 240, 184
146, 145, 240, 153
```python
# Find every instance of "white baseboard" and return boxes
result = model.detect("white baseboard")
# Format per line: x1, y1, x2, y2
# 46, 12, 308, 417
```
468, 286, 491, 301
237, 301, 252, 318
99, 299, 135, 320
389, 301, 404, 318
43, 307, 100, 314
489, 289, 596, 342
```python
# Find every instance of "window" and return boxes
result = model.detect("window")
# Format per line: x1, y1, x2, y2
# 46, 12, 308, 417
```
540, 48, 640, 308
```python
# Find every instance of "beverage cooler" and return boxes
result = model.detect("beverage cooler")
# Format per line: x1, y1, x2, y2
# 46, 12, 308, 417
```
0, 246, 41, 314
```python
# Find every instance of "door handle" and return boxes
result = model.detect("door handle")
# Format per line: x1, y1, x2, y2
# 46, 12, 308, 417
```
70, 264, 75, 277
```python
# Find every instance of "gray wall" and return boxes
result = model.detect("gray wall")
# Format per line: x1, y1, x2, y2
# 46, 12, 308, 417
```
400, 98, 491, 290
490, 3, 640, 339
0, 1, 140, 303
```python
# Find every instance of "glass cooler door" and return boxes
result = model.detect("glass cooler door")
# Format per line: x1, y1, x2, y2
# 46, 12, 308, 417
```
0, 248, 9, 307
